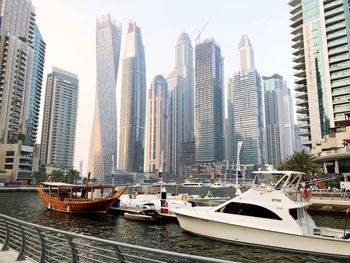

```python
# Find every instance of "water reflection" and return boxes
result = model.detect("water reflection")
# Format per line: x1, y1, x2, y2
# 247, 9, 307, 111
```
0, 192, 347, 262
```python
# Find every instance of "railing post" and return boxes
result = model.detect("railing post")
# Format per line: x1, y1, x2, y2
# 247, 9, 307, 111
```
1, 219, 9, 251
65, 234, 78, 263
37, 228, 46, 263
113, 245, 125, 262
17, 224, 26, 261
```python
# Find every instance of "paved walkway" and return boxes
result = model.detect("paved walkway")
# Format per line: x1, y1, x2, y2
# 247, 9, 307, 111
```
0, 244, 32, 263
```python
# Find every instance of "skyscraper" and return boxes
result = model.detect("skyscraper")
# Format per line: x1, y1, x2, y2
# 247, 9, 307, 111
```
0, 0, 40, 144
0, 0, 45, 183
26, 25, 46, 146
194, 38, 224, 162
119, 21, 146, 172
40, 67, 79, 170
88, 15, 121, 184
290, 0, 350, 147
175, 33, 194, 143
144, 75, 168, 174
229, 35, 264, 165
263, 74, 297, 165
166, 71, 185, 175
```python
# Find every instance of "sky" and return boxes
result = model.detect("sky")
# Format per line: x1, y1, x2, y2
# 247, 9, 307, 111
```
31, 0, 294, 174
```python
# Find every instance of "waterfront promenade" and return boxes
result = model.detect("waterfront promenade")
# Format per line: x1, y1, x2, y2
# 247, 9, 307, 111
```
0, 245, 32, 263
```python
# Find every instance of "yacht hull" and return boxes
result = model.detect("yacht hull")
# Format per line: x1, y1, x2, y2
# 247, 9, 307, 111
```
176, 212, 350, 257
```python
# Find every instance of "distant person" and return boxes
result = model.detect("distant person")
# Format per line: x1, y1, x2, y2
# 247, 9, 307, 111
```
47, 175, 52, 182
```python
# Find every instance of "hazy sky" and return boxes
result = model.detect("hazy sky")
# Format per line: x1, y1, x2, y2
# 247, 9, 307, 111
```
31, 0, 293, 174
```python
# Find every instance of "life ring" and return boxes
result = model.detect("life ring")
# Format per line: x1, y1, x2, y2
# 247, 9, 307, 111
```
181, 195, 188, 201
301, 188, 311, 201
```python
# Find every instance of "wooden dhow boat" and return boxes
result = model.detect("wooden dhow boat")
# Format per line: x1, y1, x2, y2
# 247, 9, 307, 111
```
38, 182, 127, 214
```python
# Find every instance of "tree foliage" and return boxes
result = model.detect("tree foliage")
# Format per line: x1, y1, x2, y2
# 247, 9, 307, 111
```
277, 150, 321, 177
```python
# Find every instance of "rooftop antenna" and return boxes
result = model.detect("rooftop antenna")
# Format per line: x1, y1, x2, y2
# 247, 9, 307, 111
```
195, 18, 211, 44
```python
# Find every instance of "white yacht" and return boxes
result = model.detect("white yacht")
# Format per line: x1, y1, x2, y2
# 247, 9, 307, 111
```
175, 171, 350, 257
182, 182, 203, 187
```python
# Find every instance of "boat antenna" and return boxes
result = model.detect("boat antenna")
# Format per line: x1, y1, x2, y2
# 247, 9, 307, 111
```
87, 172, 91, 187
159, 149, 164, 193
236, 141, 243, 196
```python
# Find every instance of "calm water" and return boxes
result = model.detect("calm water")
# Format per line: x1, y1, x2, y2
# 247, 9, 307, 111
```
0, 191, 348, 263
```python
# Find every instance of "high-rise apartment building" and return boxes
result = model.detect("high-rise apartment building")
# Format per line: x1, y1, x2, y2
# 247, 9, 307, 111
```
0, 0, 45, 145
166, 71, 185, 175
26, 25, 46, 146
40, 67, 79, 170
194, 38, 224, 162
263, 74, 296, 165
290, 0, 350, 148
144, 75, 168, 174
88, 15, 121, 184
119, 21, 146, 172
175, 33, 194, 143
229, 35, 264, 165
0, 0, 45, 183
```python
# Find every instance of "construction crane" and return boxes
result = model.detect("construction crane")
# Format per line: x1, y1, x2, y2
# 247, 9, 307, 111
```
195, 18, 211, 43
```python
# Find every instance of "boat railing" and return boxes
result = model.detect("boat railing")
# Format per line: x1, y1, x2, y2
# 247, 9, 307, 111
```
0, 213, 234, 263
310, 191, 350, 201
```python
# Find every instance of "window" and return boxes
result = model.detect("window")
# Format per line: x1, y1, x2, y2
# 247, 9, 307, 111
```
217, 202, 282, 220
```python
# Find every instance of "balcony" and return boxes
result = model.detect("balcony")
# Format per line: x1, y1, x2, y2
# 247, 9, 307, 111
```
295, 84, 307, 92
324, 0, 343, 11
296, 106, 309, 114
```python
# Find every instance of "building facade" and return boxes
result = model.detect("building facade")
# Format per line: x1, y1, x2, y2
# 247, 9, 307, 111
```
263, 74, 296, 165
194, 38, 224, 162
118, 21, 146, 172
166, 71, 185, 176
144, 75, 168, 174
40, 67, 79, 170
0, 0, 37, 144
290, 0, 350, 148
175, 33, 194, 143
26, 25, 46, 146
229, 35, 264, 165
88, 15, 121, 184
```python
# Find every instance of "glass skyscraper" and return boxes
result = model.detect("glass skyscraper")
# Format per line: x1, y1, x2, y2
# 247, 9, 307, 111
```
118, 21, 146, 172
229, 35, 264, 165
40, 68, 79, 170
263, 74, 296, 166
88, 15, 121, 184
290, 0, 350, 147
144, 75, 168, 174
166, 71, 185, 175
26, 25, 46, 146
194, 38, 224, 162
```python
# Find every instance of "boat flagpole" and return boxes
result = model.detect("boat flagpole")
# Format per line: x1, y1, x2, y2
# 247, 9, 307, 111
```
159, 149, 164, 191
112, 154, 115, 186
236, 141, 243, 196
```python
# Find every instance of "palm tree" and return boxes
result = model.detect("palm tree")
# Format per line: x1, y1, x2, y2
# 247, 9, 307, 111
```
278, 150, 321, 178
67, 169, 80, 184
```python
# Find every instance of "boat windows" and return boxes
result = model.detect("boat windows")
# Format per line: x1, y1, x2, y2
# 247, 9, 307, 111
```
289, 208, 298, 220
217, 202, 282, 220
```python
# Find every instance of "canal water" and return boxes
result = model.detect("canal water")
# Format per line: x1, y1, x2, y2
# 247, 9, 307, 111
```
0, 191, 348, 263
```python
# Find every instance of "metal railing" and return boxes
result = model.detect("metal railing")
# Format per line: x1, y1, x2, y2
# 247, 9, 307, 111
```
0, 213, 235, 263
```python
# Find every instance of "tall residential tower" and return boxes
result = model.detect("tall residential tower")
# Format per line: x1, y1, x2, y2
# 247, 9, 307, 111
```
144, 75, 168, 174
119, 21, 146, 172
194, 38, 224, 162
40, 68, 79, 170
88, 15, 121, 184
229, 35, 264, 165
290, 0, 350, 148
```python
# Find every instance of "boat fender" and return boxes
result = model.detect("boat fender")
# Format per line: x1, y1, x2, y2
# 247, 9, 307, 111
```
301, 188, 311, 201
48, 203, 52, 209
343, 233, 350, 239
67, 205, 70, 212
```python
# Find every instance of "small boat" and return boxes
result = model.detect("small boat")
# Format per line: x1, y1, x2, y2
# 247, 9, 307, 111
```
38, 182, 127, 214
176, 170, 350, 257
124, 204, 158, 222
182, 182, 203, 187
